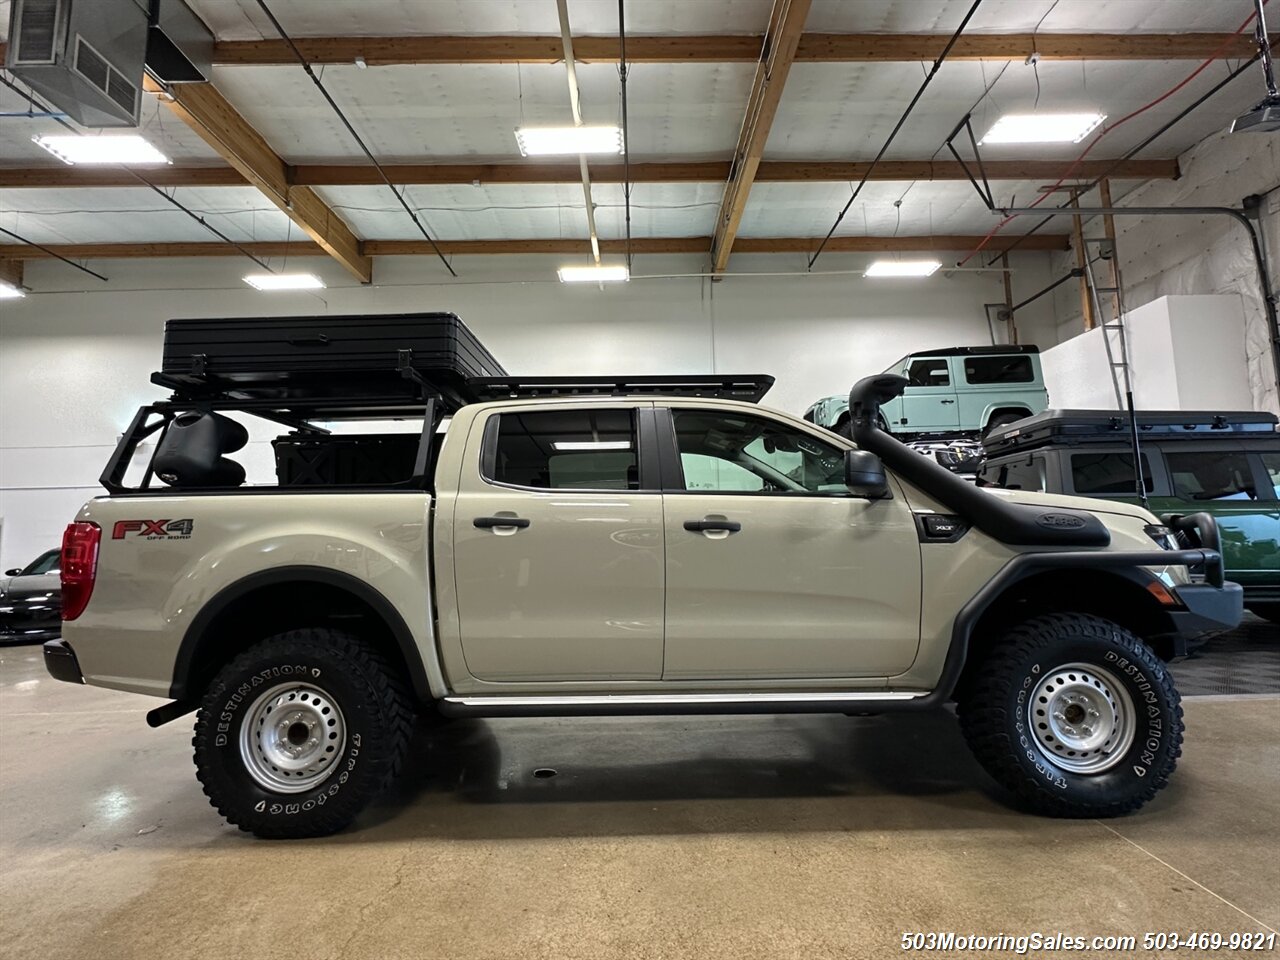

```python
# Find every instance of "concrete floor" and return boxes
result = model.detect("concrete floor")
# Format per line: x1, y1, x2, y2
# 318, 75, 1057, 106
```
1, 648, 1277, 960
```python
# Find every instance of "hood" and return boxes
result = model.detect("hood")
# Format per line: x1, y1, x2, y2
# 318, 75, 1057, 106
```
0, 573, 61, 599
983, 487, 1157, 523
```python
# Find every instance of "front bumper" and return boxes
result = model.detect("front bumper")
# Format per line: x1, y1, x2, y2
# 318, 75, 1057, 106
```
43, 639, 84, 685
1169, 581, 1245, 640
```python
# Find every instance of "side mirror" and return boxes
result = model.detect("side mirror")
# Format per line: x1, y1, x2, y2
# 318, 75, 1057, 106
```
4, 568, 21, 576
845, 449, 890, 500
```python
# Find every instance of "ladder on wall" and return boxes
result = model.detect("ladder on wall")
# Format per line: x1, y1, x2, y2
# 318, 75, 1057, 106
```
1082, 236, 1149, 506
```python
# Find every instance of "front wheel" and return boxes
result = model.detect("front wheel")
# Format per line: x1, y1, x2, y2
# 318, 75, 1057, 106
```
958, 613, 1183, 818
193, 629, 414, 838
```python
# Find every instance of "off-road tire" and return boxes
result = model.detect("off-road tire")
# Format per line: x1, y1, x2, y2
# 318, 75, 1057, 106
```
1245, 603, 1280, 625
982, 411, 1025, 439
193, 629, 414, 839
958, 613, 1183, 818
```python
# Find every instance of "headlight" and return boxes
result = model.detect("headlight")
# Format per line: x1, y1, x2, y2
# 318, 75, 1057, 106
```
1143, 524, 1179, 550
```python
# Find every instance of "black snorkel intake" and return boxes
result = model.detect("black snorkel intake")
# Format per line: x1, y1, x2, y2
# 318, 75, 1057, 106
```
848, 375, 1111, 547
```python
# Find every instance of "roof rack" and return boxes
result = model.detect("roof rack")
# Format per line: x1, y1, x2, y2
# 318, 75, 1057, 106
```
917, 344, 1040, 357
467, 375, 775, 404
983, 407, 1280, 455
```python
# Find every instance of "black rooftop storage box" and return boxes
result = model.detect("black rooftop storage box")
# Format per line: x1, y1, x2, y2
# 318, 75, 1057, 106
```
153, 312, 505, 407
983, 408, 1279, 455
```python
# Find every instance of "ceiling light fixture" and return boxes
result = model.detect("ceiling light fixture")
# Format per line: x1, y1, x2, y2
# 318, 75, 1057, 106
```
557, 264, 630, 283
0, 281, 27, 299
978, 112, 1106, 145
552, 441, 633, 451
243, 273, 326, 291
516, 125, 624, 156
32, 135, 171, 165
864, 260, 942, 278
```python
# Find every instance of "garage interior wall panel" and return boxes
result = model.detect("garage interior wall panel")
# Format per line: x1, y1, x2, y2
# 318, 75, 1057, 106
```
1049, 130, 1280, 413
1041, 294, 1254, 411
0, 252, 1057, 568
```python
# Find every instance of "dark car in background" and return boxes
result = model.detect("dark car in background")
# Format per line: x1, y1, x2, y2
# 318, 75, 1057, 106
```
980, 409, 1280, 623
0, 548, 62, 644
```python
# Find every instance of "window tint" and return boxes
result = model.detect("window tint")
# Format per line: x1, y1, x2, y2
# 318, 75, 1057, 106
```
672, 411, 846, 494
906, 358, 950, 387
964, 355, 1034, 384
21, 550, 60, 576
1071, 453, 1153, 496
1166, 451, 1256, 501
1257, 452, 1280, 499
992, 457, 1045, 492
486, 410, 638, 490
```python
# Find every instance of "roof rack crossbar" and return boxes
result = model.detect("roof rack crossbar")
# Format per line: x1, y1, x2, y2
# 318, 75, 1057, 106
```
467, 375, 775, 404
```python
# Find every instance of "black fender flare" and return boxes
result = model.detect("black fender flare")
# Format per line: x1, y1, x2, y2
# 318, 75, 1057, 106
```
169, 566, 432, 703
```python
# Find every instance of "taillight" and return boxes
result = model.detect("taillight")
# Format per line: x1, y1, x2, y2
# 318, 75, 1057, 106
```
61, 521, 101, 621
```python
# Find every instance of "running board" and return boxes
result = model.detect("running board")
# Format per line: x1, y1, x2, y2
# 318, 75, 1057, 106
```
438, 690, 930, 718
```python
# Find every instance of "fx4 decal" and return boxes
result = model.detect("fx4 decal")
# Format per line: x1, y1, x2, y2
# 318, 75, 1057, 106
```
112, 519, 195, 540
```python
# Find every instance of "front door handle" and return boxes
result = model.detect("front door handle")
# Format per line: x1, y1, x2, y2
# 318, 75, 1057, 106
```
939, 399, 956, 404
474, 516, 531, 529
684, 519, 742, 533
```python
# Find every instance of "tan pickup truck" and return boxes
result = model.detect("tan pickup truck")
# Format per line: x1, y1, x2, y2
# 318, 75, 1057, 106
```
45, 354, 1241, 838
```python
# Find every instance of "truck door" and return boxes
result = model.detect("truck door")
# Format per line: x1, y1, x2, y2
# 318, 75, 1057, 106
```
898, 356, 960, 432
450, 403, 665, 681
658, 406, 922, 680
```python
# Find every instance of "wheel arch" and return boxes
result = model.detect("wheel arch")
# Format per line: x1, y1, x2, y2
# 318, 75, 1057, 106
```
941, 559, 1184, 704
170, 566, 432, 705
983, 403, 1033, 429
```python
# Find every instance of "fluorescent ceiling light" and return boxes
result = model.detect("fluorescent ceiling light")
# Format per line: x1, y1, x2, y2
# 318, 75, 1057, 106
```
516, 125, 624, 156
864, 260, 942, 278
0, 281, 26, 299
553, 441, 633, 451
32, 134, 170, 165
557, 264, 630, 283
979, 112, 1106, 145
243, 273, 326, 291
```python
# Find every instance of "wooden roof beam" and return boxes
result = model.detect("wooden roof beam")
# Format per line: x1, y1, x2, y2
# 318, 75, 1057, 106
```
200, 32, 1268, 65
0, 233, 1070, 262
0, 158, 1180, 189
141, 76, 372, 282
712, 0, 813, 273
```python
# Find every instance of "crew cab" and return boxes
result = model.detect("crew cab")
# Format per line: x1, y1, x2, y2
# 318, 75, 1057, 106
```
44, 314, 1241, 838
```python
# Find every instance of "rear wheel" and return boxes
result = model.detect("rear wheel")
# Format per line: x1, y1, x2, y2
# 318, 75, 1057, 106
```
982, 411, 1026, 439
958, 613, 1183, 817
193, 629, 414, 838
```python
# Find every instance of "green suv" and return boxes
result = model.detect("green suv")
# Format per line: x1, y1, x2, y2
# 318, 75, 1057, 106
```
805, 345, 1048, 439
980, 409, 1280, 622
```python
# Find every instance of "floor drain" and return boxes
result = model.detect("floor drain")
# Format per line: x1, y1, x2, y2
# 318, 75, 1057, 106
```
532, 767, 557, 779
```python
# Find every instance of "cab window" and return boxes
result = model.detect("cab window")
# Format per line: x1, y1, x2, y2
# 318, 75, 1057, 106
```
485, 410, 638, 490
906, 358, 950, 387
991, 457, 1045, 492
1260, 452, 1280, 499
671, 410, 846, 494
1071, 453, 1153, 496
1165, 451, 1257, 501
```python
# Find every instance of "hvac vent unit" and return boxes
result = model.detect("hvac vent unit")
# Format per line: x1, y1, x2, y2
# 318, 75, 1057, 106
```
5, 0, 214, 129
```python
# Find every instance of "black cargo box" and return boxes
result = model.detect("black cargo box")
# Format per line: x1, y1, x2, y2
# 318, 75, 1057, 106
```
983, 408, 1279, 455
153, 312, 506, 408
273, 433, 421, 486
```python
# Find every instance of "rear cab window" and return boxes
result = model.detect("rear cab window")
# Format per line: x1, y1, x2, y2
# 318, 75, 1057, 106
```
1070, 453, 1153, 497
1165, 451, 1257, 501
483, 409, 639, 490
963, 355, 1034, 384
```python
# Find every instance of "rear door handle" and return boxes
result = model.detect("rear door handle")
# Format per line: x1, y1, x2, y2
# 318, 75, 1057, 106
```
474, 516, 531, 529
684, 519, 742, 533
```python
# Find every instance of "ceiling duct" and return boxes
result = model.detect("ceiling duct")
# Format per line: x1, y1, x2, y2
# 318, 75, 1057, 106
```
4, 0, 212, 129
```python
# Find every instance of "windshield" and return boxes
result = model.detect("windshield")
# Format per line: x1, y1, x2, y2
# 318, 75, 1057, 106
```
20, 549, 60, 576
882, 356, 907, 375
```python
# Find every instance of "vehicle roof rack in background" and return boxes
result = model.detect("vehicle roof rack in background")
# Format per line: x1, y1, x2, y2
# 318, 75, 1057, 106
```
982, 407, 1280, 455
467, 375, 775, 404
917, 344, 1040, 357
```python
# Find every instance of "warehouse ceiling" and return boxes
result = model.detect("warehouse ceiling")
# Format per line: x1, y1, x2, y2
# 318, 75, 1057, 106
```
0, 0, 1273, 284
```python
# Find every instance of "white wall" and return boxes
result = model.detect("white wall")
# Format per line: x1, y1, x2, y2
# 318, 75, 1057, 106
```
1050, 129, 1280, 412
0, 250, 1059, 568
1042, 294, 1254, 410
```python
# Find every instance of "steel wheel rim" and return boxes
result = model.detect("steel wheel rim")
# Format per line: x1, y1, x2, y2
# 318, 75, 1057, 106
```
1027, 662, 1135, 775
239, 681, 346, 794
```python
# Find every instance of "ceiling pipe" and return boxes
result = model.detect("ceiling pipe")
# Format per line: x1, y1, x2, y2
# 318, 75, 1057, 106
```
555, 0, 602, 265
